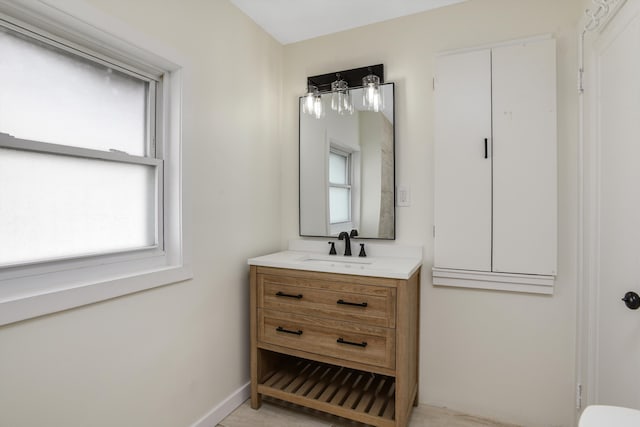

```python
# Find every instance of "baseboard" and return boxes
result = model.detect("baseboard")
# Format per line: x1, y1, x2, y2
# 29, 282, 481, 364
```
190, 381, 251, 427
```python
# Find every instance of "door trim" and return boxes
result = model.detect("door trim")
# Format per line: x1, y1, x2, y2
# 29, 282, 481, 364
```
578, 0, 636, 411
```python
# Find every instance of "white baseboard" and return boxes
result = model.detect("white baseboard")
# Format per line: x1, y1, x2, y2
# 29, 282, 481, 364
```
191, 382, 251, 427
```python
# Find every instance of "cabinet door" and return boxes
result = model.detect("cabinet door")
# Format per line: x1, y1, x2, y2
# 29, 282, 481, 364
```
434, 49, 492, 271
491, 39, 557, 275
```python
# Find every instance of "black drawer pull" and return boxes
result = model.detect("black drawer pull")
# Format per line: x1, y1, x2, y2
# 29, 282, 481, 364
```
276, 326, 303, 335
337, 299, 368, 308
337, 337, 367, 348
276, 291, 303, 299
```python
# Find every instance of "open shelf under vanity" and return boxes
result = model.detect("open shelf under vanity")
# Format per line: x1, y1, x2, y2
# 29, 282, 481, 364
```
258, 354, 397, 426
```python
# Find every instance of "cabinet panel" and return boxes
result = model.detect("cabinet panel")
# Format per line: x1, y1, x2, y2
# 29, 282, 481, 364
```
259, 308, 396, 370
491, 39, 557, 275
434, 49, 493, 271
260, 275, 396, 328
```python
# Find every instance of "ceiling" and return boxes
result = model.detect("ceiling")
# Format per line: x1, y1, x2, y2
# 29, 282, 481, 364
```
228, 0, 467, 45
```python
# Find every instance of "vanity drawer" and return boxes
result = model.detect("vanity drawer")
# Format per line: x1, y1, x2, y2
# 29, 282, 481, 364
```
258, 273, 396, 328
258, 309, 395, 370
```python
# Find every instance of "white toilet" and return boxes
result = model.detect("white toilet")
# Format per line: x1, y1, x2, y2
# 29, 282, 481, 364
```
579, 405, 640, 426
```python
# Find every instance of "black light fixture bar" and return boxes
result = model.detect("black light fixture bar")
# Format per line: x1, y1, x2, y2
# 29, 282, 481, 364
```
307, 64, 384, 93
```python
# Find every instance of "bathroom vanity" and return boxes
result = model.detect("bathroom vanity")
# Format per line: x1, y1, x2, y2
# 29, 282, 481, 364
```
248, 243, 421, 427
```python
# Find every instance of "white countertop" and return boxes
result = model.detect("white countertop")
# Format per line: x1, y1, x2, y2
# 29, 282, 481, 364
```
248, 241, 423, 279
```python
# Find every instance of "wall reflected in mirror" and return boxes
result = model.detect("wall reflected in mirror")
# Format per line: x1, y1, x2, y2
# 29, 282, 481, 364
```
299, 83, 395, 240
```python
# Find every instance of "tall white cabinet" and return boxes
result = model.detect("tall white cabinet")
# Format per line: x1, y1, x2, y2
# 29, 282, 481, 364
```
433, 37, 557, 294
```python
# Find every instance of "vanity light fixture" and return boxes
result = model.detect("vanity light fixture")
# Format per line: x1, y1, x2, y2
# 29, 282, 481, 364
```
303, 64, 384, 119
302, 84, 324, 119
362, 71, 384, 112
330, 74, 353, 115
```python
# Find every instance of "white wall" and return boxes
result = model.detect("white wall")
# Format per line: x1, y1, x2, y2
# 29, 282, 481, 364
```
282, 0, 581, 425
300, 108, 328, 235
359, 112, 383, 236
0, 1, 283, 426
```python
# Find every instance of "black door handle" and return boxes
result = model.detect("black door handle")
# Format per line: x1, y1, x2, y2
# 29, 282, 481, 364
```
484, 138, 488, 159
337, 299, 368, 308
276, 326, 303, 335
622, 291, 640, 310
275, 291, 303, 299
337, 337, 367, 348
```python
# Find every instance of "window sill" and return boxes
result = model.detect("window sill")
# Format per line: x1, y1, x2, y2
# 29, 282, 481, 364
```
432, 267, 555, 295
0, 265, 193, 326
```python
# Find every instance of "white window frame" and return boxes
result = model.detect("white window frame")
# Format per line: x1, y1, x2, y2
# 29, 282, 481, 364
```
328, 147, 352, 225
0, 0, 191, 326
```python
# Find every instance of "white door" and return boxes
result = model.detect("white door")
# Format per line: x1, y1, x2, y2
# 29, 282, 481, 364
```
587, 0, 640, 409
434, 49, 492, 271
492, 39, 557, 276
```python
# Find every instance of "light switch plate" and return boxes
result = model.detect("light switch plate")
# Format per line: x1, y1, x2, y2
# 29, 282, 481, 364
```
397, 185, 411, 207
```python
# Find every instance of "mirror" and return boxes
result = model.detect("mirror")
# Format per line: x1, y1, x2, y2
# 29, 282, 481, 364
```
299, 83, 395, 239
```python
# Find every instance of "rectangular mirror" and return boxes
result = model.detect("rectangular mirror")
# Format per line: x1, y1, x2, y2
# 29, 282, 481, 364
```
299, 83, 395, 239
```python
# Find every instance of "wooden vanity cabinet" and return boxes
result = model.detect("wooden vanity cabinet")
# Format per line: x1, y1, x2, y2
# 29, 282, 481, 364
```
249, 266, 420, 427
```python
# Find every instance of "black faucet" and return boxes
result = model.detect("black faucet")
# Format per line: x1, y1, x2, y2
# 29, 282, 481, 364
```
338, 231, 352, 256
328, 241, 337, 255
358, 243, 366, 257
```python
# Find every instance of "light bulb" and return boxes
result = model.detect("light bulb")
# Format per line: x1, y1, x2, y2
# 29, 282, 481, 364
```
302, 84, 321, 117
362, 74, 383, 112
304, 94, 314, 113
331, 78, 353, 115
313, 95, 324, 119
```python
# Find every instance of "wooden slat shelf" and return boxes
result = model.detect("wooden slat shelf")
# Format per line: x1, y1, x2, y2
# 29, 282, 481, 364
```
257, 356, 396, 427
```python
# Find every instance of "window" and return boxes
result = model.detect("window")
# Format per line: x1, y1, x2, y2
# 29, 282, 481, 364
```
329, 148, 351, 224
0, 6, 188, 326
0, 24, 161, 267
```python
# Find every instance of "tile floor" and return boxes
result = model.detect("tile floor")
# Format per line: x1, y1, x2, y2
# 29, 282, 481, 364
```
218, 399, 519, 427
